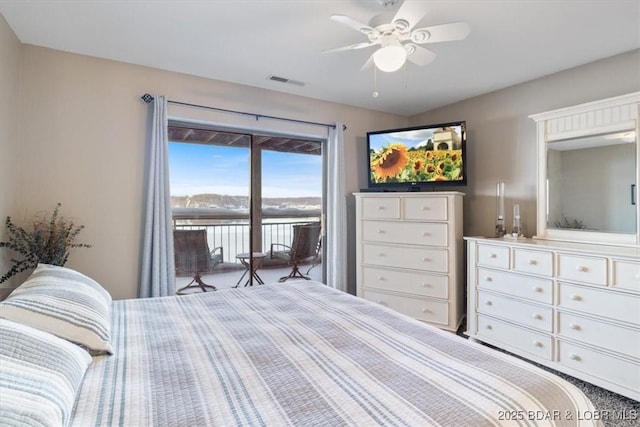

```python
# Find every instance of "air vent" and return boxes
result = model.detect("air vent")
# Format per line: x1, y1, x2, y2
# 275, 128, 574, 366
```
268, 75, 305, 87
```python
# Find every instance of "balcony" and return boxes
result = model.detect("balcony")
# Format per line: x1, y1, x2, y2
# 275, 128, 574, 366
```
172, 208, 322, 290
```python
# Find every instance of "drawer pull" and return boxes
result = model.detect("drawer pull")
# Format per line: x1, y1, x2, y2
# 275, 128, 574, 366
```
533, 341, 543, 348
378, 253, 386, 257
529, 259, 538, 265
377, 276, 385, 281
485, 300, 493, 306
570, 294, 582, 301
532, 286, 543, 293
575, 265, 589, 272
377, 229, 386, 234
485, 324, 493, 330
376, 206, 385, 210
569, 323, 581, 330
422, 283, 431, 288
422, 257, 431, 262
421, 308, 431, 314
532, 313, 543, 320
485, 276, 493, 282
421, 206, 430, 211
569, 353, 581, 361
422, 232, 431, 237
490, 253, 497, 259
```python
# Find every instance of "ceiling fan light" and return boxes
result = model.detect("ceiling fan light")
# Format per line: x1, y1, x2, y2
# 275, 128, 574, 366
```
373, 44, 407, 72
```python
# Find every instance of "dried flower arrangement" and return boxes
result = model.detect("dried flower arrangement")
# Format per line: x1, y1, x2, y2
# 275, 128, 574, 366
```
0, 203, 91, 283
553, 214, 587, 230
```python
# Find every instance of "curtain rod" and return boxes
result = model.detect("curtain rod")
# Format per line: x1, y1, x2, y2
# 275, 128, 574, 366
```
141, 93, 346, 131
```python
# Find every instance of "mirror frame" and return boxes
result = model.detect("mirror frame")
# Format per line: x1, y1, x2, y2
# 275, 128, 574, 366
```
530, 92, 640, 246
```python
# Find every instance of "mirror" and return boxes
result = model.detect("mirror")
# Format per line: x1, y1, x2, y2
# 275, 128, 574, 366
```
531, 91, 640, 246
546, 130, 637, 235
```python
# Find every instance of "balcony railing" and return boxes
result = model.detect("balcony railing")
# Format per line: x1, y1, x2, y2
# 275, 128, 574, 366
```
172, 208, 321, 265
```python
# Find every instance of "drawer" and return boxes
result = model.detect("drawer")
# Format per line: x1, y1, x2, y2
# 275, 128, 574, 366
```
477, 268, 553, 304
557, 253, 607, 286
558, 282, 640, 326
362, 266, 448, 299
477, 244, 510, 269
360, 197, 400, 219
558, 340, 640, 396
612, 259, 640, 293
477, 315, 552, 360
403, 197, 448, 221
362, 289, 448, 325
362, 243, 448, 273
513, 248, 553, 277
477, 290, 552, 332
557, 311, 640, 359
362, 220, 447, 247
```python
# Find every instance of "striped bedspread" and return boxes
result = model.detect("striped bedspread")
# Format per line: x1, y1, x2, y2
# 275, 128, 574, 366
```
71, 281, 600, 426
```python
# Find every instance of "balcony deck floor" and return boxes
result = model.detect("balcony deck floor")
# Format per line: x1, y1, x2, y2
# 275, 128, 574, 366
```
175, 262, 323, 294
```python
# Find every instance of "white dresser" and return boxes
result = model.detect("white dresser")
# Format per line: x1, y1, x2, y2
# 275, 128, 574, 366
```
355, 192, 464, 331
466, 237, 640, 401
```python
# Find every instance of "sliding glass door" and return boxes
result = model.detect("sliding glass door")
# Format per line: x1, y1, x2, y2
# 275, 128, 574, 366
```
168, 123, 324, 293
258, 137, 323, 283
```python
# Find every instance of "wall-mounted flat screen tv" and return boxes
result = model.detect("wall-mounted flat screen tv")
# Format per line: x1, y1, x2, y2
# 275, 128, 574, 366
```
366, 121, 467, 190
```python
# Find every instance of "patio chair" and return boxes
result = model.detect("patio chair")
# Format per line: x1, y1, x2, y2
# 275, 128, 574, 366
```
305, 235, 322, 275
173, 229, 224, 294
270, 222, 322, 282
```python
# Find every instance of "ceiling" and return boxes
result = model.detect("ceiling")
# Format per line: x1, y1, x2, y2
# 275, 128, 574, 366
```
1, 0, 639, 116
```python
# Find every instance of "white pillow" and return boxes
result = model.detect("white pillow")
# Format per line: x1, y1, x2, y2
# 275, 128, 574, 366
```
0, 318, 92, 427
0, 263, 113, 355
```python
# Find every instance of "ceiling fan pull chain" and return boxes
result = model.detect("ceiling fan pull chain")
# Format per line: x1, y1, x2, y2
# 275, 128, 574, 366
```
372, 67, 379, 98
404, 62, 408, 89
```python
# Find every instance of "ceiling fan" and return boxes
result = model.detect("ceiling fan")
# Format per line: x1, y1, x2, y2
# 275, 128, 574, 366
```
324, 0, 470, 73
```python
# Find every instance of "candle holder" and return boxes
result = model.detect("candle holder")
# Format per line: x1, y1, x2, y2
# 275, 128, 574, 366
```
511, 204, 522, 237
495, 182, 506, 237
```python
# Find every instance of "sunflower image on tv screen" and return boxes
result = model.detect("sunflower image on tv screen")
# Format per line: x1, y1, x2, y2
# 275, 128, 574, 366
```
370, 126, 464, 183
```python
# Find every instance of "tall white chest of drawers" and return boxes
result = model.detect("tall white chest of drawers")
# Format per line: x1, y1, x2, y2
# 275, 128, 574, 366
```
466, 237, 640, 400
355, 192, 464, 331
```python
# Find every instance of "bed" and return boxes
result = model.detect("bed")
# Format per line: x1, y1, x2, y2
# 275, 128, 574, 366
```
1, 264, 601, 427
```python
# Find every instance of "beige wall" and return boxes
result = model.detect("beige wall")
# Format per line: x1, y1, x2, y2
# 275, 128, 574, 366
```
11, 43, 406, 299
409, 49, 640, 239
0, 15, 22, 287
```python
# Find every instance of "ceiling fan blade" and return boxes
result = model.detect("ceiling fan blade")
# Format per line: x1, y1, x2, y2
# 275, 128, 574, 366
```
323, 42, 376, 53
360, 53, 375, 71
330, 14, 377, 34
411, 22, 471, 44
405, 44, 436, 66
392, 0, 431, 31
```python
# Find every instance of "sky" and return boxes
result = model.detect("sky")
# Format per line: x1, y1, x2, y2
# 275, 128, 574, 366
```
169, 142, 322, 198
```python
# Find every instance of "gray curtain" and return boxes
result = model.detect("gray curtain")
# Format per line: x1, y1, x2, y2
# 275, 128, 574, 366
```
139, 95, 175, 297
326, 122, 347, 292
